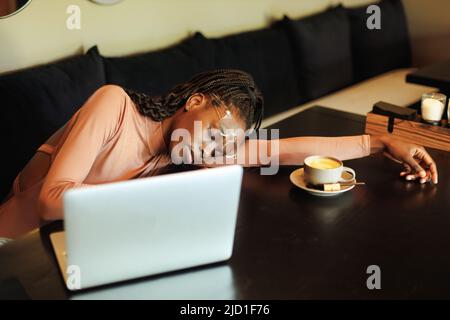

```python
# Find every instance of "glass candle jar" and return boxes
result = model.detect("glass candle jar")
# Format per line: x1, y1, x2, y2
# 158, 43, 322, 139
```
421, 92, 446, 125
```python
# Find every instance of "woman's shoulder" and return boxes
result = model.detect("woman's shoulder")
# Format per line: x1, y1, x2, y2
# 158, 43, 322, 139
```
85, 84, 128, 111
77, 84, 132, 127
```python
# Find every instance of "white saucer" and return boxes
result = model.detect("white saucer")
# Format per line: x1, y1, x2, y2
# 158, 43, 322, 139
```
289, 168, 356, 197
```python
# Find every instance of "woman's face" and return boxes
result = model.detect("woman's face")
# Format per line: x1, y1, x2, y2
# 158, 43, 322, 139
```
164, 94, 247, 164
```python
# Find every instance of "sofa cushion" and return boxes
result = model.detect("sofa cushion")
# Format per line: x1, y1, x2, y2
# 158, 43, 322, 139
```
211, 24, 301, 117
347, 0, 412, 82
0, 46, 106, 200
103, 32, 215, 96
283, 5, 353, 101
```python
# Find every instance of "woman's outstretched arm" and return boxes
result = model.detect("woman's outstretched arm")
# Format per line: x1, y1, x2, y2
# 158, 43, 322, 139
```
274, 135, 372, 165
242, 134, 438, 184
238, 134, 370, 167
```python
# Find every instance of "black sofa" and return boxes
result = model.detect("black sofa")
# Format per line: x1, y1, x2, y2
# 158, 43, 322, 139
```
0, 0, 411, 200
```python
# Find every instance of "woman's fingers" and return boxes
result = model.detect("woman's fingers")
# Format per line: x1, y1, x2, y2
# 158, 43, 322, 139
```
401, 162, 432, 184
404, 155, 426, 177
400, 163, 411, 176
418, 170, 431, 184
418, 149, 438, 184
385, 139, 438, 184
403, 149, 438, 184
420, 171, 431, 184
405, 171, 431, 183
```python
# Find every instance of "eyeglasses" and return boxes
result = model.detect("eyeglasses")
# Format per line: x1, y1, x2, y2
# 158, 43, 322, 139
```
210, 106, 242, 159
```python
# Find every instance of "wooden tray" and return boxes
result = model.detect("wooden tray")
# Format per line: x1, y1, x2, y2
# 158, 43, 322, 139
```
365, 112, 450, 152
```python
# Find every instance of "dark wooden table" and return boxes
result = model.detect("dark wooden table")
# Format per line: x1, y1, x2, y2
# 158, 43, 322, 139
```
1, 106, 449, 299
406, 58, 450, 94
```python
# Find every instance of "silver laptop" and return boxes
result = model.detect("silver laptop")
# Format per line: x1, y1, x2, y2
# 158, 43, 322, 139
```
50, 165, 243, 291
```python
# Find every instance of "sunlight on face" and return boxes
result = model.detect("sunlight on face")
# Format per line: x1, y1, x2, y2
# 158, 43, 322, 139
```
168, 96, 247, 164
203, 109, 247, 159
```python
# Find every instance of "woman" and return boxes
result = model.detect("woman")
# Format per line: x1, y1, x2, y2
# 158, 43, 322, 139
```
0, 69, 438, 239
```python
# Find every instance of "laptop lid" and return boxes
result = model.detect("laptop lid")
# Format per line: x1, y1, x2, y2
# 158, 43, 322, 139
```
59, 165, 243, 290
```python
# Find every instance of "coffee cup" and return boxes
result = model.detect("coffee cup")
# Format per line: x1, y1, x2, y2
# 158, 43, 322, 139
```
304, 155, 355, 185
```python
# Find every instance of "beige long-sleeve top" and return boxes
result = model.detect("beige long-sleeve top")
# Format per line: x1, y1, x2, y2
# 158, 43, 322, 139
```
0, 85, 171, 238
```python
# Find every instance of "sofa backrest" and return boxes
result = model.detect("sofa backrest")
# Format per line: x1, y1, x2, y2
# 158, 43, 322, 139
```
103, 32, 215, 96
283, 0, 411, 100
347, 0, 412, 82
0, 47, 106, 200
103, 25, 302, 119
209, 23, 301, 117
283, 5, 354, 101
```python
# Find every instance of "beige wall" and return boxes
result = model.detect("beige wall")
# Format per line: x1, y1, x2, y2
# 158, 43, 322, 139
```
0, 0, 448, 74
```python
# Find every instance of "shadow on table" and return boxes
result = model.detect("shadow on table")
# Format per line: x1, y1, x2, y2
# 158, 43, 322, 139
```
288, 186, 356, 225
69, 263, 236, 300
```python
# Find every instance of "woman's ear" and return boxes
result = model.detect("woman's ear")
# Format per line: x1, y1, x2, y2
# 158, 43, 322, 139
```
184, 93, 207, 112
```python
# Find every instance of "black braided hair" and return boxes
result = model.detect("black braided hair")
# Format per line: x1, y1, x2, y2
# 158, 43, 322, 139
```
124, 69, 264, 130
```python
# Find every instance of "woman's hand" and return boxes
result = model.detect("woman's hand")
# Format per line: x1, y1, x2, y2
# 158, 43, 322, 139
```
372, 135, 438, 184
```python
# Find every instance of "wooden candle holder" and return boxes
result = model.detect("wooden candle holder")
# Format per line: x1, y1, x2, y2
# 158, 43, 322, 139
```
365, 112, 450, 152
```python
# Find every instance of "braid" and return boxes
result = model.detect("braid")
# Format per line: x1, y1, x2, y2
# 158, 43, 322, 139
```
124, 69, 264, 130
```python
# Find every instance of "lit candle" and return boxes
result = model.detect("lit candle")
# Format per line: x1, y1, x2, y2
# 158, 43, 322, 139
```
421, 93, 446, 124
